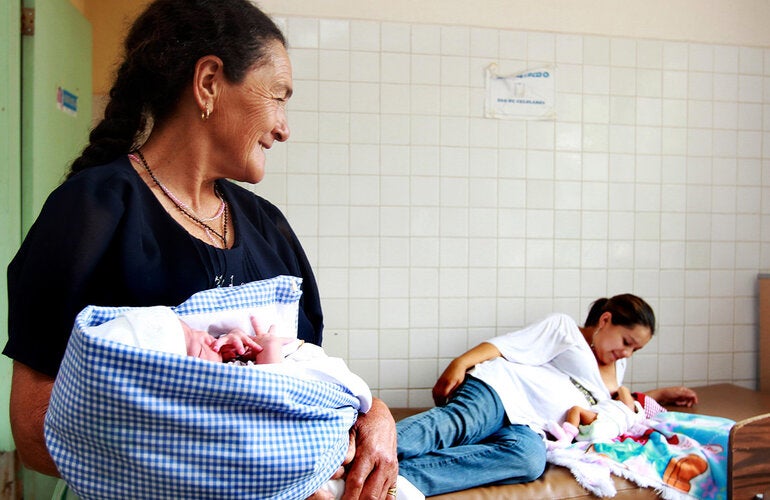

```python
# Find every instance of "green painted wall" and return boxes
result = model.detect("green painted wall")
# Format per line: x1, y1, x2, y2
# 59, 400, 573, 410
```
22, 0, 92, 233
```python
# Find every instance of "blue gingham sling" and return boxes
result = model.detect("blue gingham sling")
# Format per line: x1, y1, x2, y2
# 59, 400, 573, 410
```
45, 276, 360, 499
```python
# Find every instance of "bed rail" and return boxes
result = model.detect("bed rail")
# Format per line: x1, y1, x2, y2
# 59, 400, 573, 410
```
728, 412, 770, 500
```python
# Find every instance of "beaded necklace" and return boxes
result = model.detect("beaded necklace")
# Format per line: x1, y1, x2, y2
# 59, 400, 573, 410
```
130, 150, 229, 248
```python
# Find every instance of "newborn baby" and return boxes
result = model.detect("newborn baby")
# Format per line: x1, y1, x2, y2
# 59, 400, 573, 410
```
88, 305, 299, 364
548, 386, 647, 445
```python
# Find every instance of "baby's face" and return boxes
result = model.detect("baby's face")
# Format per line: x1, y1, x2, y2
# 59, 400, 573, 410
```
180, 320, 222, 362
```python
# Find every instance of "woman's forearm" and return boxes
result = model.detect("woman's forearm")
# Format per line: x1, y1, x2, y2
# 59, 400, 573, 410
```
451, 342, 502, 371
433, 341, 504, 405
645, 386, 698, 407
10, 362, 60, 476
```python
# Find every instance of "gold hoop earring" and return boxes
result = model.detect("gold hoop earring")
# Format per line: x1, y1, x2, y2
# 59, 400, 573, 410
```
201, 104, 211, 121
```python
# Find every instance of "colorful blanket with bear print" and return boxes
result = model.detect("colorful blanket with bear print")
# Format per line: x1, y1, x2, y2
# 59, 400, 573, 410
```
546, 411, 734, 499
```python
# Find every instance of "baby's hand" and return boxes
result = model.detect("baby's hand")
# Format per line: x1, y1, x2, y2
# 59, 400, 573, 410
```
213, 328, 263, 362
249, 317, 293, 364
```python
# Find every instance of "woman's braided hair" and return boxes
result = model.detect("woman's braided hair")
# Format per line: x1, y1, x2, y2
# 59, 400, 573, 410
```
584, 294, 656, 336
68, 0, 285, 177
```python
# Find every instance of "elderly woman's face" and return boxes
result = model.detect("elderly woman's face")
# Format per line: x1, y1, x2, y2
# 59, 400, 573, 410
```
215, 40, 293, 183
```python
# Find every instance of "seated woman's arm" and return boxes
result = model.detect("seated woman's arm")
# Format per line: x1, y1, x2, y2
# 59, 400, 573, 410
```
433, 342, 502, 406
645, 386, 698, 407
10, 361, 60, 476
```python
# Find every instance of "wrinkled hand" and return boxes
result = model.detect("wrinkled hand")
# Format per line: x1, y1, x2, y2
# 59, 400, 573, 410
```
341, 398, 398, 500
432, 360, 466, 406
647, 386, 699, 407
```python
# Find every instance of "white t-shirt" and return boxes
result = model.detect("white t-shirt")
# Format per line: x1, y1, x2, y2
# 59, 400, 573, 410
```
469, 313, 626, 435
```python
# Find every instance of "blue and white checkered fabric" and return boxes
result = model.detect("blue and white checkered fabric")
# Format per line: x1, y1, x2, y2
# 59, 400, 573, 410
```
45, 276, 360, 500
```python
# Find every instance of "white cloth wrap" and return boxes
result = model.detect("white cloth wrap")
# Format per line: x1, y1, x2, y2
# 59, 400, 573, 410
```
44, 276, 362, 500
577, 400, 645, 442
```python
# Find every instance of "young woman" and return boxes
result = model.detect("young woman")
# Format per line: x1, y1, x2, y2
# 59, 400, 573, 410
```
396, 294, 698, 496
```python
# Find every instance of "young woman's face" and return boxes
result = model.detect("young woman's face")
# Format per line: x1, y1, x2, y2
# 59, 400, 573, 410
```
592, 312, 652, 366
213, 40, 293, 183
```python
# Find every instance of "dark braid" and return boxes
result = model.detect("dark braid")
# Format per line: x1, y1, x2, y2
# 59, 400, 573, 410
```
68, 0, 285, 177
584, 294, 656, 336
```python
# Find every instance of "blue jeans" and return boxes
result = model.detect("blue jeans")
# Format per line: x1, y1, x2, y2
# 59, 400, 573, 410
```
397, 376, 546, 496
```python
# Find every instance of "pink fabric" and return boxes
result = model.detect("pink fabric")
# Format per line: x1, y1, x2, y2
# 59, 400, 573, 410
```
634, 392, 666, 419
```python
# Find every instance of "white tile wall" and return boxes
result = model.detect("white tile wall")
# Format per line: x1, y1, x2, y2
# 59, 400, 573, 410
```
252, 16, 770, 407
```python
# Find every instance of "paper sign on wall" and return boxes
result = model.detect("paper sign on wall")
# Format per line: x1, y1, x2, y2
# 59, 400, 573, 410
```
57, 86, 78, 116
484, 63, 555, 120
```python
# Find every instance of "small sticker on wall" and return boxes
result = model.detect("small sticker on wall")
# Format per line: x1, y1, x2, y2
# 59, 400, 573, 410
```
484, 63, 555, 120
57, 86, 78, 116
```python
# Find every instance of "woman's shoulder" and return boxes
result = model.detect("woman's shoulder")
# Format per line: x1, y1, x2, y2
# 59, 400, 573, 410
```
494, 313, 577, 344
542, 312, 579, 328
55, 157, 141, 201
536, 313, 582, 343
24, 158, 149, 243
219, 181, 287, 220
65, 156, 136, 182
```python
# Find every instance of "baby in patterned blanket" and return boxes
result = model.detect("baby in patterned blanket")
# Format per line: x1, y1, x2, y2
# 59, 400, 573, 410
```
87, 305, 423, 500
88, 304, 371, 409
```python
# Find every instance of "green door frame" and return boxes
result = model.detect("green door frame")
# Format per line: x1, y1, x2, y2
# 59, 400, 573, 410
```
0, 0, 22, 453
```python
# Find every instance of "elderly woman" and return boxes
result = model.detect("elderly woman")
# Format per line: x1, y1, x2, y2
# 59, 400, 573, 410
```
4, 1, 397, 498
